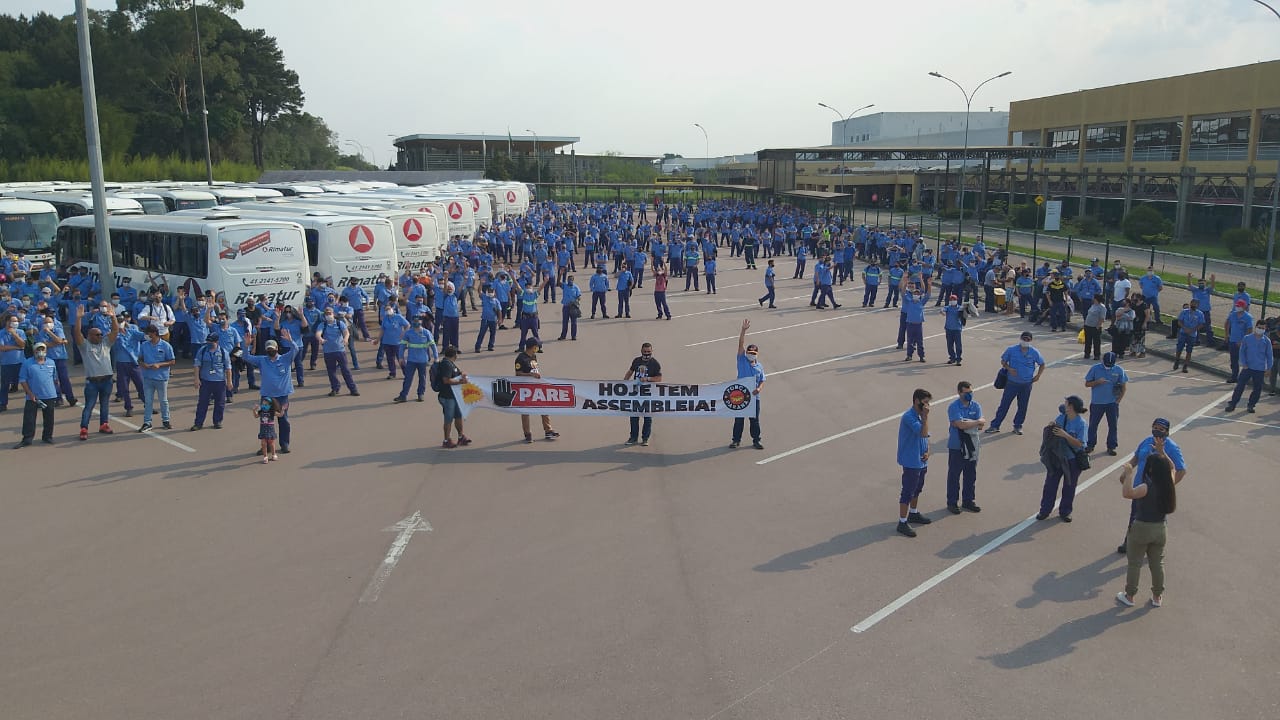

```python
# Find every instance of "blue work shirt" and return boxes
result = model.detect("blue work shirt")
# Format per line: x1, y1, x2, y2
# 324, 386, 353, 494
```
194, 343, 232, 382
1225, 309, 1254, 343
1190, 284, 1212, 308
1000, 344, 1045, 384
617, 271, 634, 292
896, 407, 928, 469
1240, 332, 1275, 371
1133, 436, 1186, 485
19, 357, 58, 399
243, 342, 297, 397
401, 327, 437, 364
764, 266, 775, 288
1054, 412, 1088, 447
864, 266, 881, 286
317, 319, 348, 354
736, 352, 765, 389
380, 312, 409, 345
943, 304, 964, 331
561, 283, 582, 305
138, 338, 175, 381
1177, 308, 1204, 336
113, 325, 145, 364
902, 289, 928, 323
1139, 273, 1163, 298
946, 398, 982, 450
589, 273, 610, 292
1085, 363, 1129, 405
480, 294, 500, 322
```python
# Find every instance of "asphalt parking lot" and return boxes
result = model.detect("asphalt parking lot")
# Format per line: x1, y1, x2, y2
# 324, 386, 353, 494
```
3, 256, 1278, 720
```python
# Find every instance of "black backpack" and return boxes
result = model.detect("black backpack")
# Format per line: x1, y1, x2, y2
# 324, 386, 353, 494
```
429, 360, 446, 393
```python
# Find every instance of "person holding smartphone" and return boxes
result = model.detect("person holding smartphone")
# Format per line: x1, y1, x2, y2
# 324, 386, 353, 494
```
895, 388, 933, 537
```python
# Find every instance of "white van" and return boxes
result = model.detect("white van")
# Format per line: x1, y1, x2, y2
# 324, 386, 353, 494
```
56, 214, 310, 307
232, 200, 442, 273
274, 195, 451, 252
8, 191, 145, 220
156, 189, 218, 212
208, 187, 260, 205
0, 198, 60, 269
352, 192, 477, 240
173, 207, 395, 298
109, 191, 167, 215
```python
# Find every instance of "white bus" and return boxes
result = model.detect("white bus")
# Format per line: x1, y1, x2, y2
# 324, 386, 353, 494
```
348, 192, 477, 240
234, 200, 443, 272
173, 208, 395, 298
8, 191, 145, 220
208, 187, 260, 205
156, 189, 218, 212
109, 191, 167, 215
56, 214, 309, 308
0, 198, 60, 270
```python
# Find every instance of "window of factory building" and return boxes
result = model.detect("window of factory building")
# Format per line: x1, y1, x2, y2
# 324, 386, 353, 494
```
1048, 128, 1079, 163
1083, 125, 1126, 163
1259, 111, 1280, 161
1132, 120, 1182, 162
1188, 115, 1250, 161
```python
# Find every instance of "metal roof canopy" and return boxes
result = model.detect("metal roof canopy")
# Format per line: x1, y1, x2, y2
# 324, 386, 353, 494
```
780, 190, 852, 200
759, 146, 1056, 162
393, 134, 580, 152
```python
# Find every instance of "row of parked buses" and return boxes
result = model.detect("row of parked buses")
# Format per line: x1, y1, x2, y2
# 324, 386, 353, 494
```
0, 179, 532, 311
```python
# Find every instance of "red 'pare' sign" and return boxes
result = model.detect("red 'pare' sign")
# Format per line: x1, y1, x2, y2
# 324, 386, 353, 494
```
513, 383, 576, 407
349, 225, 375, 253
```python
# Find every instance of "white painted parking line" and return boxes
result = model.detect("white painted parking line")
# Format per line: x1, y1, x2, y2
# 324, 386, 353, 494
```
757, 351, 1083, 465
359, 510, 432, 604
1196, 414, 1280, 430
766, 320, 1005, 378
684, 307, 895, 347
672, 285, 863, 319
110, 418, 197, 453
1123, 368, 1221, 384
849, 391, 1230, 634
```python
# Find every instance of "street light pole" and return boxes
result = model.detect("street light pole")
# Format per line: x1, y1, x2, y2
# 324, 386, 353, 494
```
191, 0, 214, 186
1253, 0, 1279, 304
525, 129, 540, 184
693, 123, 709, 182
818, 102, 874, 194
929, 71, 1012, 243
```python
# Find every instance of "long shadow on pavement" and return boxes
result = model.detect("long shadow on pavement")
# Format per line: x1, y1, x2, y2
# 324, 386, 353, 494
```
753, 521, 895, 572
935, 517, 1052, 560
981, 604, 1151, 669
1015, 553, 1128, 609
301, 443, 731, 475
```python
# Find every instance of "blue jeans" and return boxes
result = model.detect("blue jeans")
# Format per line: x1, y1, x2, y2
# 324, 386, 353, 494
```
141, 377, 170, 425
1087, 402, 1120, 450
81, 376, 112, 428
991, 381, 1033, 430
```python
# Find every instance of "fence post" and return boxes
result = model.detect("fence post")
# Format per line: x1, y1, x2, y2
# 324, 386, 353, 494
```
1149, 244, 1156, 266
1201, 253, 1208, 280
1005, 226, 1011, 256
1032, 229, 1038, 267
1066, 235, 1073, 265
1263, 262, 1273, 320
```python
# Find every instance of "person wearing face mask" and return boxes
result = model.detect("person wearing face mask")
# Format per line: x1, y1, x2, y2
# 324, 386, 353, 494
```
242, 329, 299, 454
394, 312, 437, 403
895, 388, 934, 537
1171, 299, 1204, 374
986, 331, 1045, 436
376, 302, 410, 380
190, 332, 232, 431
300, 298, 322, 371
942, 294, 966, 366
1036, 395, 1088, 522
15, 341, 59, 447
1, 313, 31, 412
276, 305, 307, 387
34, 310, 76, 407
1224, 322, 1274, 414
945, 381, 985, 514
316, 308, 359, 397
557, 275, 581, 341
729, 320, 765, 450
136, 325, 175, 431
1083, 351, 1128, 457
1183, 272, 1215, 343
72, 304, 119, 439
623, 342, 662, 446
1118, 418, 1187, 554
1223, 300, 1255, 384
211, 312, 243, 400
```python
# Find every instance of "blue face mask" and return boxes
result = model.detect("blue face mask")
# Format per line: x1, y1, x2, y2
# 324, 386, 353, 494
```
962, 392, 973, 402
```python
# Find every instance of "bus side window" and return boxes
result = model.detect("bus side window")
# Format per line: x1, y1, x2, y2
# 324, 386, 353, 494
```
150, 232, 167, 272
305, 229, 319, 267
110, 229, 129, 268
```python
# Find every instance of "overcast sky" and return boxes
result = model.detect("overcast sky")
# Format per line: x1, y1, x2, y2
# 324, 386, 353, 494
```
12, 0, 1280, 161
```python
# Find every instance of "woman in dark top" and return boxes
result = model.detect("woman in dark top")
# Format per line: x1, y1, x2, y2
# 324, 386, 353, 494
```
1117, 454, 1176, 607
1129, 292, 1151, 358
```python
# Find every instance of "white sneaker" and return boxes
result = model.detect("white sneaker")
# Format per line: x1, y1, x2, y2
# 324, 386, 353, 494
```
1150, 596, 1162, 608
262, 456, 270, 464
270, 454, 279, 461
1115, 591, 1135, 607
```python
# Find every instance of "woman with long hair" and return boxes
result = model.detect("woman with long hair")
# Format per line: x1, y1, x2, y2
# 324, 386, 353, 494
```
1117, 454, 1177, 607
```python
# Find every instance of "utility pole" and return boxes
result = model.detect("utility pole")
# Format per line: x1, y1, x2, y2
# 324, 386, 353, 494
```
74, 0, 113, 280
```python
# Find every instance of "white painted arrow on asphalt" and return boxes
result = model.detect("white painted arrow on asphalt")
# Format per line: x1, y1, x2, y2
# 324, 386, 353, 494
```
359, 510, 432, 604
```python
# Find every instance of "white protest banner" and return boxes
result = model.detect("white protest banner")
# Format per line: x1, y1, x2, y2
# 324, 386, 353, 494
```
450, 375, 758, 419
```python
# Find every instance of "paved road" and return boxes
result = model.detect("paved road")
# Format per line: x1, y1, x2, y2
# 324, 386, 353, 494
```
3, 256, 1278, 720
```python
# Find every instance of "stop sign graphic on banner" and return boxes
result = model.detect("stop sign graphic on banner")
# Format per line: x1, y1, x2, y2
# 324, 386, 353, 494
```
470, 196, 479, 211
506, 190, 516, 203
349, 225, 375, 253
403, 218, 423, 242
448, 202, 463, 220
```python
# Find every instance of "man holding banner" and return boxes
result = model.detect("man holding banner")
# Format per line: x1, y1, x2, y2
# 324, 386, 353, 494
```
624, 342, 663, 446
730, 320, 765, 449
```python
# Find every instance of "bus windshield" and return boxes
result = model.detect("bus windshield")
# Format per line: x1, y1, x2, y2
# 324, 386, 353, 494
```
0, 210, 59, 251
138, 199, 168, 215
174, 198, 217, 211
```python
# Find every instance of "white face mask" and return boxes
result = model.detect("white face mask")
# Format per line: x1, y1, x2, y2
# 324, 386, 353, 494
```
1020, 340, 1031, 349
1255, 326, 1266, 336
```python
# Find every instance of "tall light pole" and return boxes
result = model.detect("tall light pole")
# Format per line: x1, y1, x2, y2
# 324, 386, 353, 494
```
525, 129, 540, 184
387, 133, 400, 171
74, 0, 113, 280
817, 102, 875, 191
1252, 0, 1279, 312
341, 139, 372, 168
929, 70, 1012, 243
693, 123, 710, 182
191, 0, 214, 185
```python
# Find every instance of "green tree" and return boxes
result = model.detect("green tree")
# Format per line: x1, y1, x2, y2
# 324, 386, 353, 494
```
226, 26, 302, 168
598, 150, 658, 184
484, 151, 514, 181
1121, 205, 1173, 243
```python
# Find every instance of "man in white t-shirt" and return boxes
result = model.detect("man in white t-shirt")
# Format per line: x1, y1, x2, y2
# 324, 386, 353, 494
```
1111, 271, 1132, 312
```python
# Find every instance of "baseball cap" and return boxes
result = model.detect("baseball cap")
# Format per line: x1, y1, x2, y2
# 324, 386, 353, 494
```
1020, 331, 1034, 341
265, 340, 279, 350
33, 341, 47, 350
1152, 418, 1171, 430
1102, 351, 1117, 367
1235, 299, 1247, 308
524, 338, 540, 348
